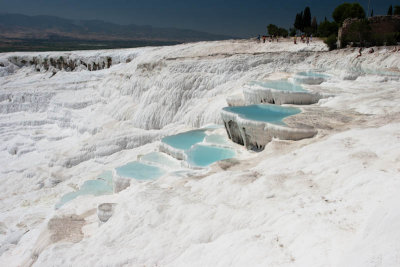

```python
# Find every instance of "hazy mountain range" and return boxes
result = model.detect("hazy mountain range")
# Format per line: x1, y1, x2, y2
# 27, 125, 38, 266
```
0, 13, 235, 51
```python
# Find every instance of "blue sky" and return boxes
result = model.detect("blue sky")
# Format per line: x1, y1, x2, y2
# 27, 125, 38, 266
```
0, 0, 396, 37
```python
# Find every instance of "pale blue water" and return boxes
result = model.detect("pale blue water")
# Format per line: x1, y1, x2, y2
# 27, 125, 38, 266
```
202, 124, 223, 130
55, 174, 113, 209
223, 104, 301, 125
205, 134, 228, 145
140, 152, 180, 168
249, 80, 306, 92
116, 161, 164, 180
187, 145, 235, 167
98, 170, 113, 186
297, 71, 329, 78
162, 130, 206, 150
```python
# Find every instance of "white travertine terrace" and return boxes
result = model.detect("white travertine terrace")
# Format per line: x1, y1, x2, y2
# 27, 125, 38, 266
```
243, 85, 325, 105
159, 142, 188, 161
1, 39, 400, 267
293, 73, 328, 85
221, 108, 317, 151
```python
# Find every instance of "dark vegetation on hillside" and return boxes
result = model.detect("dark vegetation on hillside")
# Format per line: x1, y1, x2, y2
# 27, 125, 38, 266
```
265, 3, 400, 50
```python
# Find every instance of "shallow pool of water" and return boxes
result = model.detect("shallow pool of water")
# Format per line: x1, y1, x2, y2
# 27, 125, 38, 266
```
297, 71, 329, 78
140, 152, 181, 168
223, 104, 301, 125
161, 129, 206, 150
98, 170, 113, 185
249, 80, 306, 92
187, 145, 235, 167
205, 134, 229, 145
116, 161, 164, 180
55, 176, 113, 209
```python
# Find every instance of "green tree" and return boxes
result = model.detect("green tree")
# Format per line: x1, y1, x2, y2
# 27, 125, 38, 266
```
311, 17, 318, 34
333, 3, 366, 26
304, 27, 313, 35
289, 28, 296, 37
333, 3, 351, 24
318, 20, 338, 37
394, 6, 400, 15
388, 5, 393, 15
303, 7, 312, 29
267, 24, 279, 36
324, 34, 337, 50
343, 19, 371, 45
294, 12, 303, 31
347, 3, 366, 19
370, 9, 373, 17
278, 28, 289, 37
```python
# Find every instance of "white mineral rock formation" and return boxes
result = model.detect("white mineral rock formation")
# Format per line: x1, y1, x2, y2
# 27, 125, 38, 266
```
221, 108, 317, 151
1, 39, 400, 267
292, 73, 327, 85
158, 142, 188, 161
113, 176, 132, 193
97, 203, 116, 223
243, 86, 324, 105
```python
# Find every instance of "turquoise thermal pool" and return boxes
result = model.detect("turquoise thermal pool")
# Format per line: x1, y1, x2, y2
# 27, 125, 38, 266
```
223, 104, 301, 125
187, 145, 235, 167
161, 130, 206, 150
294, 71, 330, 85
161, 128, 236, 167
204, 134, 229, 145
140, 151, 181, 168
249, 80, 307, 92
55, 171, 113, 209
116, 161, 164, 180
296, 71, 329, 78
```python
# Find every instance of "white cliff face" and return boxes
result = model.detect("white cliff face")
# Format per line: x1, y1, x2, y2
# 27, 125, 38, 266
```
0, 39, 400, 267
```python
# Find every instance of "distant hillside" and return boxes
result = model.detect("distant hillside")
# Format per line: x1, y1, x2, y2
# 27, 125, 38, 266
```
0, 13, 236, 52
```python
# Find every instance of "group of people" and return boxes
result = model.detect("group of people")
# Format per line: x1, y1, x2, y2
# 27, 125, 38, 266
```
257, 34, 280, 43
293, 34, 312, 45
256, 34, 313, 45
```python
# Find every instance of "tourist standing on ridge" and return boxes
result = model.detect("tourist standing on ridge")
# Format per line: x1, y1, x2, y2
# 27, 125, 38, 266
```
356, 47, 363, 58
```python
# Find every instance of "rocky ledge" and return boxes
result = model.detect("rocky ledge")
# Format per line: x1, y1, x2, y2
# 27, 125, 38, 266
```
243, 86, 324, 105
221, 107, 317, 151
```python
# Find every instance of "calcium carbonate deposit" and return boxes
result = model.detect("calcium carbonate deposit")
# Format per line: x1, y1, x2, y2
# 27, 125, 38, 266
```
1, 39, 400, 267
